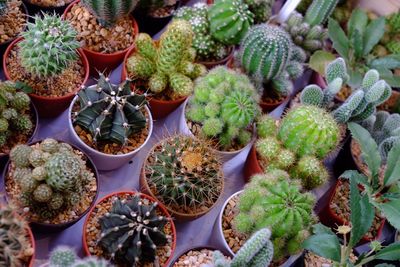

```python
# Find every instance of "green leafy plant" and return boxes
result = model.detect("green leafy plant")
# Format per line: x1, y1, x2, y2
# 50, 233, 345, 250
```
374, 12, 400, 56
49, 246, 111, 267
73, 73, 147, 146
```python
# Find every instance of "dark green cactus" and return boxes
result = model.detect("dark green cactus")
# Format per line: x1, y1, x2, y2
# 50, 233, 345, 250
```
73, 74, 147, 146
244, 0, 274, 24
98, 195, 169, 265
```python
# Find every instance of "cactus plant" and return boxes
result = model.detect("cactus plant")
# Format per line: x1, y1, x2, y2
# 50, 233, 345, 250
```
244, 0, 274, 24
186, 66, 260, 150
49, 246, 111, 267
144, 135, 223, 215
18, 13, 80, 79
303, 0, 338, 26
97, 195, 169, 265
73, 73, 148, 146
82, 0, 140, 27
208, 0, 254, 45
233, 169, 316, 261
8, 139, 95, 220
126, 20, 206, 99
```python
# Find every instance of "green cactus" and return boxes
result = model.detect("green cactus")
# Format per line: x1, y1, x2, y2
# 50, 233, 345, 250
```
98, 195, 169, 265
73, 74, 147, 146
19, 13, 80, 79
234, 170, 316, 261
304, 0, 338, 26
82, 0, 139, 27
244, 0, 274, 24
208, 0, 254, 45
45, 153, 83, 191
144, 135, 222, 214
186, 66, 260, 150
10, 144, 33, 167
49, 246, 111, 267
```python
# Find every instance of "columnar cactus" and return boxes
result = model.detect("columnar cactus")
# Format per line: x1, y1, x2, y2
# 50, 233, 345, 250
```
49, 246, 111, 267
244, 0, 274, 24
9, 139, 95, 220
186, 66, 260, 150
82, 0, 140, 27
145, 135, 222, 213
234, 170, 316, 261
126, 20, 206, 98
18, 14, 80, 79
73, 74, 147, 146
98, 195, 169, 265
208, 0, 254, 45
303, 0, 338, 26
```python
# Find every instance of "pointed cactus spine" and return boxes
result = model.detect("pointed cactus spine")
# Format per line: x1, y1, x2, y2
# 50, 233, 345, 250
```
304, 0, 339, 26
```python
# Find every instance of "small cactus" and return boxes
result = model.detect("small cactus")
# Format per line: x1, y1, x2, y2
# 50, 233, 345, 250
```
304, 0, 338, 26
49, 246, 112, 267
244, 0, 274, 24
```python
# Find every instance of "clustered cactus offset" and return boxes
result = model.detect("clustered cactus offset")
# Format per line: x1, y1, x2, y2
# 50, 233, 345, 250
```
73, 73, 148, 146
9, 139, 95, 220
126, 20, 207, 99
97, 194, 170, 265
186, 66, 260, 150
145, 135, 223, 214
49, 246, 111, 267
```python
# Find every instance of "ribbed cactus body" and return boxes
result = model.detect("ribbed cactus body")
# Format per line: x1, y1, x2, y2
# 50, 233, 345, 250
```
244, 0, 274, 24
304, 0, 339, 26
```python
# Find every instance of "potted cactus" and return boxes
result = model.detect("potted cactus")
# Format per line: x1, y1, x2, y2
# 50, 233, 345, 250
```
140, 135, 224, 220
63, 0, 139, 74
3, 13, 89, 118
39, 246, 111, 266
3, 138, 99, 228
82, 191, 176, 266
122, 20, 207, 119
68, 73, 153, 171
181, 66, 260, 161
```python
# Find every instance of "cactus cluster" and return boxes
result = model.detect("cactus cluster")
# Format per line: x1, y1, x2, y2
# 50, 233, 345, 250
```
73, 74, 148, 146
144, 135, 223, 214
82, 0, 140, 27
244, 0, 274, 24
49, 246, 111, 267
9, 139, 95, 220
126, 20, 207, 99
0, 81, 33, 148
97, 194, 169, 265
186, 66, 260, 150
239, 24, 306, 97
18, 13, 80, 79
0, 204, 34, 266
234, 170, 316, 261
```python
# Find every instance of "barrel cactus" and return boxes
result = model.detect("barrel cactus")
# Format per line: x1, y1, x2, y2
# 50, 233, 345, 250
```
186, 66, 260, 150
49, 246, 111, 267
208, 0, 254, 45
73, 73, 147, 146
18, 13, 80, 79
82, 0, 140, 27
97, 194, 169, 265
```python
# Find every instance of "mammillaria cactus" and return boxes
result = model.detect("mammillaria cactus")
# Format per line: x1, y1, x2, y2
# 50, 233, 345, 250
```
186, 66, 260, 150
18, 13, 80, 79
126, 20, 206, 99
234, 170, 316, 261
244, 0, 274, 24
144, 135, 223, 215
73, 74, 147, 146
208, 0, 254, 45
49, 246, 111, 267
82, 0, 140, 27
97, 195, 169, 265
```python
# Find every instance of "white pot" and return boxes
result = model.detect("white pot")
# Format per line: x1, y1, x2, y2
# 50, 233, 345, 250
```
68, 95, 153, 171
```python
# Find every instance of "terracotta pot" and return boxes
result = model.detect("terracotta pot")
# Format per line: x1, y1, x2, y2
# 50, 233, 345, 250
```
63, 0, 139, 75
3, 37, 89, 118
121, 45, 187, 119
3, 139, 99, 231
82, 191, 176, 267
242, 145, 264, 182
27, 225, 35, 267
22, 0, 72, 17
197, 45, 235, 69
169, 246, 230, 266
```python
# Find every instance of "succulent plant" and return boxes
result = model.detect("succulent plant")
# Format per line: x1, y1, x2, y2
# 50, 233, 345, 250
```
82, 0, 140, 27
303, 0, 338, 26
126, 20, 206, 99
0, 204, 34, 267
73, 73, 147, 146
186, 66, 260, 150
208, 0, 254, 45
98, 194, 169, 265
18, 13, 80, 79
244, 0, 274, 24
49, 246, 112, 267
144, 135, 223, 214
9, 139, 95, 220
234, 170, 316, 261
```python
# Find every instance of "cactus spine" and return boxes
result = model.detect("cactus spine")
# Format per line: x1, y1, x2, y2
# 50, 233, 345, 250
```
304, 0, 338, 26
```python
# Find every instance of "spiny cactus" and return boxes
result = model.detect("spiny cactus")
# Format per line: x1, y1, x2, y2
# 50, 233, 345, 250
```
186, 66, 260, 150
144, 135, 222, 214
126, 20, 206, 99
82, 0, 139, 27
234, 170, 316, 261
208, 0, 254, 45
98, 195, 169, 265
19, 13, 80, 79
244, 0, 274, 24
9, 139, 95, 220
73, 74, 147, 146
304, 0, 338, 26
49, 246, 112, 267
0, 204, 34, 267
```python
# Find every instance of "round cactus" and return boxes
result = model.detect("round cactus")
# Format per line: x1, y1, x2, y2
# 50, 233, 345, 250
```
11, 92, 30, 110
10, 145, 33, 168
291, 155, 329, 189
49, 246, 77, 267
40, 138, 59, 153
45, 153, 83, 191
33, 184, 53, 203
